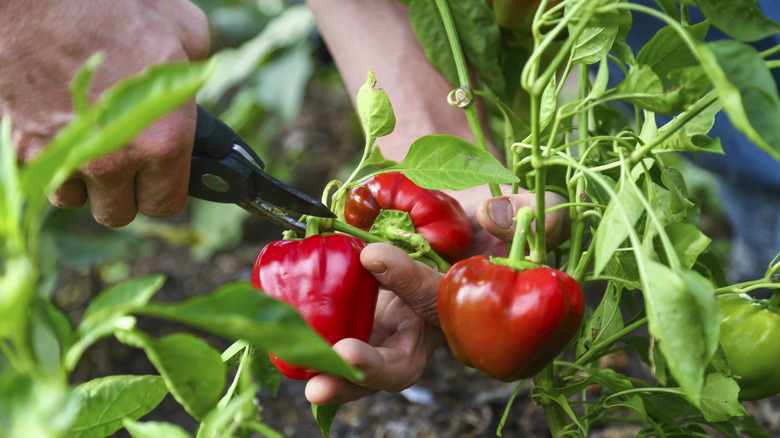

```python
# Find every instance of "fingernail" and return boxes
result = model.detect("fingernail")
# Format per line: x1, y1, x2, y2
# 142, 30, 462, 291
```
363, 261, 388, 275
488, 197, 514, 230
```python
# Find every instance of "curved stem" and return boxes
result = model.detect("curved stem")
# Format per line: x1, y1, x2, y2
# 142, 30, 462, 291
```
433, 0, 501, 197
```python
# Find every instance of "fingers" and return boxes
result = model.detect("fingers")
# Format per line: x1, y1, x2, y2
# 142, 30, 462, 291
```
305, 319, 445, 405
360, 243, 443, 326
133, 103, 197, 218
476, 191, 569, 249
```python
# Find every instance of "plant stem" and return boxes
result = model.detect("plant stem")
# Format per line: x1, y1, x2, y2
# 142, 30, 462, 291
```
569, 316, 648, 373
433, 0, 501, 197
327, 219, 451, 272
528, 93, 547, 264
536, 365, 568, 437
508, 207, 536, 262
629, 91, 718, 162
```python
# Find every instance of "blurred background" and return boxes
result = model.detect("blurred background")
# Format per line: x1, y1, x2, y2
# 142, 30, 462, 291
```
46, 1, 779, 436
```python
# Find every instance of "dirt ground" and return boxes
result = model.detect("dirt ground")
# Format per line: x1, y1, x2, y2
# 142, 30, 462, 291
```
57, 77, 780, 438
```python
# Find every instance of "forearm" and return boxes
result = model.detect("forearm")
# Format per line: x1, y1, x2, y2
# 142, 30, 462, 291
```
307, 0, 476, 161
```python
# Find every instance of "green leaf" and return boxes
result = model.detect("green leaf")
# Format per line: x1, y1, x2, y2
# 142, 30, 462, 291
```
569, 6, 621, 65
656, 96, 724, 154
694, 249, 729, 288
698, 40, 780, 161
70, 53, 105, 116
616, 64, 709, 114
636, 21, 709, 83
135, 282, 362, 380
66, 275, 166, 370
699, 373, 747, 422
576, 284, 624, 358
593, 178, 645, 276
390, 134, 519, 190
655, 223, 711, 271
21, 60, 214, 202
312, 403, 340, 438
70, 375, 168, 438
641, 261, 720, 405
195, 390, 256, 438
356, 69, 396, 139
123, 420, 192, 438
660, 166, 695, 214
363, 145, 399, 170
116, 330, 226, 421
408, 0, 505, 95
250, 349, 282, 398
693, 0, 780, 42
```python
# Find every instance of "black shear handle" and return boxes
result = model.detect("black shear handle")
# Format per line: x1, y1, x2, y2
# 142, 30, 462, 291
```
193, 105, 263, 167
189, 105, 260, 204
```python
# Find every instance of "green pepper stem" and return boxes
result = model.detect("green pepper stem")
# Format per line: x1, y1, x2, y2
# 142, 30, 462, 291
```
508, 206, 536, 263
326, 219, 451, 272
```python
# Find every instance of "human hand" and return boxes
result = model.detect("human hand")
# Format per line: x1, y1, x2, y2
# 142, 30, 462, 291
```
304, 186, 569, 405
0, 0, 210, 227
305, 243, 445, 405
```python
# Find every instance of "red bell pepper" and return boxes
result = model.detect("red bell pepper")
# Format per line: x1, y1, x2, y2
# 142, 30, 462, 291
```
437, 255, 584, 381
251, 234, 379, 380
344, 172, 473, 263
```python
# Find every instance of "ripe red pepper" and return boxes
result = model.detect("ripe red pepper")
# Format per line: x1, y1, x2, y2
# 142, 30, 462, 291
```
437, 255, 584, 381
251, 234, 379, 380
344, 172, 473, 263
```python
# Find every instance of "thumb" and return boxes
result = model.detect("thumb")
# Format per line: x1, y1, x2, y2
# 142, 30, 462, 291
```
360, 243, 443, 326
476, 192, 569, 248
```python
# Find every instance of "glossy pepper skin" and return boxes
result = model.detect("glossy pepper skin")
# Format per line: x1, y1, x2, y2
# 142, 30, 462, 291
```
344, 172, 473, 263
437, 256, 585, 381
718, 293, 780, 400
251, 234, 379, 380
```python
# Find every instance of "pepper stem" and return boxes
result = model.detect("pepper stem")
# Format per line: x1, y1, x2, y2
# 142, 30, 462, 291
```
508, 206, 536, 263
490, 207, 540, 271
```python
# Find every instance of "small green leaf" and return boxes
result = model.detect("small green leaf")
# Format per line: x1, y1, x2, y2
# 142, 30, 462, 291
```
70, 375, 168, 438
21, 60, 214, 201
66, 275, 166, 370
69, 53, 105, 116
693, 0, 780, 42
250, 349, 282, 398
116, 330, 226, 421
135, 282, 362, 380
699, 373, 748, 422
655, 224, 711, 271
576, 284, 624, 358
356, 69, 396, 139
390, 134, 518, 190
569, 5, 621, 66
698, 40, 780, 161
363, 145, 399, 170
123, 420, 192, 438
312, 403, 340, 438
195, 390, 257, 438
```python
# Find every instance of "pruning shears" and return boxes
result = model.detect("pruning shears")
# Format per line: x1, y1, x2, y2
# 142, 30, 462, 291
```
188, 105, 334, 233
